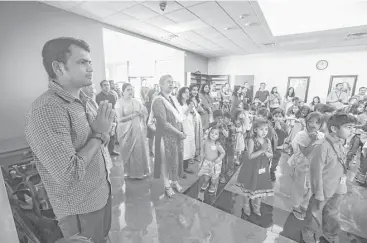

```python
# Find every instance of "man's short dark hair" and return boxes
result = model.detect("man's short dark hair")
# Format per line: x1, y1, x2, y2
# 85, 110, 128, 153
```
42, 37, 90, 79
100, 80, 109, 87
213, 110, 223, 119
223, 112, 231, 119
292, 97, 300, 102
360, 86, 367, 90
327, 112, 357, 133
315, 103, 336, 114
258, 107, 272, 120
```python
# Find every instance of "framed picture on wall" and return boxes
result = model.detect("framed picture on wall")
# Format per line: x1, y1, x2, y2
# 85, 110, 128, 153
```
328, 75, 358, 99
287, 77, 311, 102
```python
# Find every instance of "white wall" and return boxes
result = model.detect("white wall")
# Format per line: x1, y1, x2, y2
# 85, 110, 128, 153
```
208, 46, 367, 103
0, 2, 106, 145
185, 52, 209, 74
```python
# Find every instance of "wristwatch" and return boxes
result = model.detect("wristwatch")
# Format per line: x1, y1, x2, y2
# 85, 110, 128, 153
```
91, 132, 104, 143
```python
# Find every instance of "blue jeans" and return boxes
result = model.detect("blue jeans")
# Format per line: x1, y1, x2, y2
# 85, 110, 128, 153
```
58, 196, 112, 243
302, 193, 343, 243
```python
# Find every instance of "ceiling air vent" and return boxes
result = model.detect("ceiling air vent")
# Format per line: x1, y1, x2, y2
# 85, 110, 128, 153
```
263, 42, 276, 48
161, 34, 178, 41
345, 33, 367, 40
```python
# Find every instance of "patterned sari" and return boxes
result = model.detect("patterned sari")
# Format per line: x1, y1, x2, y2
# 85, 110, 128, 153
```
116, 98, 150, 179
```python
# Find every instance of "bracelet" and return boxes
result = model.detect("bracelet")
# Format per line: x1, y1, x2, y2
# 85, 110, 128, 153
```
91, 136, 103, 143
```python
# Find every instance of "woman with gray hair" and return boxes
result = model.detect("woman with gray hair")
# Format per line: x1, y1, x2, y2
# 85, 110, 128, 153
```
152, 75, 186, 198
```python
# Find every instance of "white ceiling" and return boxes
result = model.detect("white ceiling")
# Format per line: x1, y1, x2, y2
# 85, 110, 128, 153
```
42, 1, 367, 58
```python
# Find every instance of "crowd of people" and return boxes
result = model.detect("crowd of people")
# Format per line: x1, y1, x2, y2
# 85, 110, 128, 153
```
130, 79, 367, 243
24, 37, 367, 243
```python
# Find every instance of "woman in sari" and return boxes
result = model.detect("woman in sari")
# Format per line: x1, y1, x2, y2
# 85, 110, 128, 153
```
116, 83, 150, 179
199, 83, 214, 130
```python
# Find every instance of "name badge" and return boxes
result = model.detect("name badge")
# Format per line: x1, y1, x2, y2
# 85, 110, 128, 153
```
340, 175, 347, 185
259, 168, 266, 174
211, 145, 217, 150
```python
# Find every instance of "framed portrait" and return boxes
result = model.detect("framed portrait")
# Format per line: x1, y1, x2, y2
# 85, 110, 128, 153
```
287, 77, 311, 102
328, 75, 358, 99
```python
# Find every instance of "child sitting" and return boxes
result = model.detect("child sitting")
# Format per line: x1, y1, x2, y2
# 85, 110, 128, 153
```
198, 125, 226, 194
288, 112, 324, 220
236, 118, 274, 216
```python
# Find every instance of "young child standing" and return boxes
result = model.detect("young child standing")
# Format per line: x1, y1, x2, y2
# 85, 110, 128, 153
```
348, 124, 367, 185
288, 112, 324, 220
234, 116, 246, 166
222, 112, 236, 177
301, 113, 357, 243
236, 118, 274, 216
271, 108, 289, 181
257, 107, 278, 154
198, 125, 226, 194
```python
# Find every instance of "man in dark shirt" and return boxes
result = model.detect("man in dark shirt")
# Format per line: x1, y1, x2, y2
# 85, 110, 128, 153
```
96, 80, 119, 156
109, 80, 120, 100
255, 82, 270, 107
96, 80, 117, 108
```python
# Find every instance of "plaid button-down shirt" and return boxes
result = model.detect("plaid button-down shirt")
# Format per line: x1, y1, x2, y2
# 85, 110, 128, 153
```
25, 81, 111, 219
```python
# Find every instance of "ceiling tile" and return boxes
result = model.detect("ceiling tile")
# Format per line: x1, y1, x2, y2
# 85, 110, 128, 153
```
122, 4, 160, 20
164, 8, 198, 23
147, 15, 177, 29
177, 1, 207, 8
103, 12, 137, 27
217, 1, 253, 22
194, 27, 227, 40
43, 1, 82, 10
188, 2, 236, 30
142, 1, 183, 14
68, 2, 137, 19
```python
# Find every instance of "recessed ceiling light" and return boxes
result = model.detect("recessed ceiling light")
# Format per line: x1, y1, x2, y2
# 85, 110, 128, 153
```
243, 22, 259, 28
224, 26, 237, 31
239, 14, 250, 19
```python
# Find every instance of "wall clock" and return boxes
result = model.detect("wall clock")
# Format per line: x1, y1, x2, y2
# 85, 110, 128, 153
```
316, 60, 328, 70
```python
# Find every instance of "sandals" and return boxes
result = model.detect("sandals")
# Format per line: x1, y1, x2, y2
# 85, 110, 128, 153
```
208, 184, 217, 194
227, 169, 234, 177
201, 182, 209, 191
292, 206, 306, 220
252, 200, 262, 216
165, 186, 175, 198
171, 181, 183, 193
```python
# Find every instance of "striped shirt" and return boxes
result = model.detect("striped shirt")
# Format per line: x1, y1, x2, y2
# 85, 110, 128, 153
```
25, 81, 110, 219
